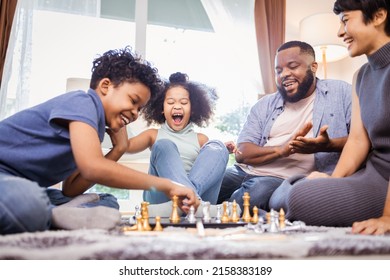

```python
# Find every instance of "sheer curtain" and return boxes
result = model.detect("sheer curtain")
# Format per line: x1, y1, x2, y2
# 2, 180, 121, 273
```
200, 0, 263, 99
0, 0, 33, 119
0, 0, 98, 120
254, 0, 285, 96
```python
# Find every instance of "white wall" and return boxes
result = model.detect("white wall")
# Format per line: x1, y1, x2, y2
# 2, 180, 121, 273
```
286, 0, 368, 85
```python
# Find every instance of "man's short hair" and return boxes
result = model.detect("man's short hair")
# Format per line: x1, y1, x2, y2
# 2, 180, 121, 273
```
277, 40, 316, 60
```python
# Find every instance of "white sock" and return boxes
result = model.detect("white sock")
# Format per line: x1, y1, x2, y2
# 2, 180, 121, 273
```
51, 206, 121, 230
60, 193, 100, 207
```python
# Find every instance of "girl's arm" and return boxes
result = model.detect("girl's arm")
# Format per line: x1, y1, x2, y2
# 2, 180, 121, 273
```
63, 121, 199, 211
126, 128, 157, 153
197, 133, 209, 147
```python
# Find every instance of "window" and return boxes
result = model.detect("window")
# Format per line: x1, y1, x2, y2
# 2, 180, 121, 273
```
1, 0, 261, 212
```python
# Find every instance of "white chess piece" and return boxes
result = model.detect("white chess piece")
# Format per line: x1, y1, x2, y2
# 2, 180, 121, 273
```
202, 201, 211, 223
187, 205, 197, 223
215, 205, 222, 223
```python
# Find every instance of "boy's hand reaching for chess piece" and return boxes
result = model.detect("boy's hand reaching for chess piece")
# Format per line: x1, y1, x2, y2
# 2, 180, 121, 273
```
163, 180, 201, 213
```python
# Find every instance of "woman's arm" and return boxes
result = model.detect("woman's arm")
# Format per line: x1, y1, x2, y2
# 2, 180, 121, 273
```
331, 73, 370, 178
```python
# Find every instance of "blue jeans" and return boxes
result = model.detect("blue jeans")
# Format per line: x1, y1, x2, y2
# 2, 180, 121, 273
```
0, 173, 52, 234
0, 172, 119, 234
143, 139, 229, 204
217, 165, 284, 211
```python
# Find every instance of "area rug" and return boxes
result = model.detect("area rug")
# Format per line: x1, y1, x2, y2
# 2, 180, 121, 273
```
1, 225, 390, 260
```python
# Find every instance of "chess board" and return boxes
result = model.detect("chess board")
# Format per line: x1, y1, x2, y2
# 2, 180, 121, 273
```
146, 217, 247, 228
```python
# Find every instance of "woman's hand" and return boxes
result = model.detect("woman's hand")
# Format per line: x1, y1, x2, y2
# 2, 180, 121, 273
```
306, 171, 331, 179
352, 216, 390, 235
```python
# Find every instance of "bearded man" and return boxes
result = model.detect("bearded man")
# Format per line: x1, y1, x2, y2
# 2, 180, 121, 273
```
217, 40, 352, 212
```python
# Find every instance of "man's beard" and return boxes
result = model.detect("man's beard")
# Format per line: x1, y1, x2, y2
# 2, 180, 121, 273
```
277, 68, 315, 103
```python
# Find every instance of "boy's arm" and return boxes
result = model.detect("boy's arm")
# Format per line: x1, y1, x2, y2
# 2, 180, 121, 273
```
64, 121, 198, 211
62, 126, 128, 196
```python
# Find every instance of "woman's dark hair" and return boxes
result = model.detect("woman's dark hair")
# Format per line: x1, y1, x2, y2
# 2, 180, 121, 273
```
142, 72, 218, 127
89, 46, 163, 102
333, 0, 390, 35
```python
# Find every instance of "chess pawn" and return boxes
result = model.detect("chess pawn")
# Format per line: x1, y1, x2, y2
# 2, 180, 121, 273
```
170, 195, 181, 223
136, 216, 144, 231
230, 200, 240, 223
129, 204, 140, 224
279, 208, 286, 229
266, 212, 271, 224
269, 209, 279, 233
215, 205, 222, 223
251, 206, 259, 224
187, 205, 197, 223
221, 201, 230, 223
153, 216, 164, 231
241, 192, 252, 222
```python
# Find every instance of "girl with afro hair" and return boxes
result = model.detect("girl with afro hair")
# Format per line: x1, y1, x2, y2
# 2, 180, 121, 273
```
126, 72, 236, 206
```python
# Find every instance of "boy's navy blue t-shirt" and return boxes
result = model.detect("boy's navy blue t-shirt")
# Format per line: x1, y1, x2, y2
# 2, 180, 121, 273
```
0, 89, 106, 187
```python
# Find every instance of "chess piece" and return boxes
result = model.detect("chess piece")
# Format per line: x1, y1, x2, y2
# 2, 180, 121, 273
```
269, 209, 279, 233
251, 206, 259, 224
169, 195, 181, 223
141, 201, 152, 231
215, 205, 222, 223
187, 205, 197, 223
221, 201, 230, 223
230, 200, 240, 222
227, 202, 232, 217
266, 212, 271, 224
129, 204, 140, 224
153, 216, 164, 231
279, 208, 286, 229
136, 216, 144, 231
241, 192, 252, 222
202, 201, 211, 223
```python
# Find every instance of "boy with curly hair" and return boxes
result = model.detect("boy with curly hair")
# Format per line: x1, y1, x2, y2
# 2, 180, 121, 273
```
0, 48, 198, 234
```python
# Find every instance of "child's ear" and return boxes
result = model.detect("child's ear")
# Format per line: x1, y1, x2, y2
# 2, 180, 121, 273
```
98, 78, 111, 95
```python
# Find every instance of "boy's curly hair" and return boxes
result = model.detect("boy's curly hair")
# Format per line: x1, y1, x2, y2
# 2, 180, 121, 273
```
89, 46, 163, 105
142, 72, 218, 127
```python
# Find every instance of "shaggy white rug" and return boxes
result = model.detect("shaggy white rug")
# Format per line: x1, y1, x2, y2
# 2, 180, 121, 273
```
1, 225, 390, 259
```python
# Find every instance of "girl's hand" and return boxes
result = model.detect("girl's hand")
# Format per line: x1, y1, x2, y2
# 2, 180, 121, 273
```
225, 141, 241, 154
